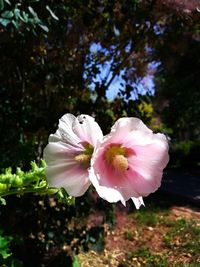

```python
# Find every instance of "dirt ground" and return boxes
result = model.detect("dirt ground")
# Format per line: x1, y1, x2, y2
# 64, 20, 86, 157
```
78, 204, 200, 267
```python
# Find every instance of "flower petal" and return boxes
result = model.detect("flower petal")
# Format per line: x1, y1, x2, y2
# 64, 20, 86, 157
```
73, 115, 103, 146
89, 167, 127, 205
46, 164, 91, 196
49, 114, 81, 148
89, 117, 169, 208
131, 197, 145, 209
126, 142, 169, 196
89, 146, 138, 205
44, 141, 90, 196
106, 117, 153, 145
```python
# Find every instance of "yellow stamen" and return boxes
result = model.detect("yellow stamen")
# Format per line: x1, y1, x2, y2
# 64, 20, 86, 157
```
74, 154, 91, 163
105, 144, 126, 165
112, 155, 129, 172
74, 153, 91, 168
74, 142, 94, 168
104, 144, 131, 172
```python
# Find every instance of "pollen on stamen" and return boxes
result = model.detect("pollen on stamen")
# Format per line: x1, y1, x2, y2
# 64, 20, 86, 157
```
112, 155, 129, 172
74, 154, 90, 163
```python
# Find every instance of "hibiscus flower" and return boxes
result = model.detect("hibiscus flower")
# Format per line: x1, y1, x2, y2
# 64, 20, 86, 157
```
89, 117, 169, 209
43, 113, 103, 196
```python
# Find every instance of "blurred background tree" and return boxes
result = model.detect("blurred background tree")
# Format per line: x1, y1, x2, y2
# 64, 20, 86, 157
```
0, 0, 199, 168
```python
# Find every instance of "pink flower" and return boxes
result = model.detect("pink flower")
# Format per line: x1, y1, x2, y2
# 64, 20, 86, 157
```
43, 113, 103, 197
89, 117, 169, 209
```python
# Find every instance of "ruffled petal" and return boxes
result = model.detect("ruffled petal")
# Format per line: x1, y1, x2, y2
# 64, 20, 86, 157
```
106, 117, 153, 145
73, 115, 103, 146
89, 167, 127, 205
126, 142, 169, 196
43, 141, 81, 164
89, 117, 169, 208
43, 113, 103, 198
49, 114, 81, 148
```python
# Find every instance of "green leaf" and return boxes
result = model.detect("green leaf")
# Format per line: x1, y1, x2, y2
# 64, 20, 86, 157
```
12, 20, 19, 29
0, 234, 12, 259
0, 0, 4, 11
0, 18, 10, 26
38, 23, 49, 32
14, 8, 23, 20
28, 6, 38, 18
14, 8, 28, 23
22, 11, 29, 23
46, 5, 59, 21
1, 10, 14, 19
0, 197, 6, 205
11, 259, 23, 267
72, 256, 80, 267
4, 0, 11, 5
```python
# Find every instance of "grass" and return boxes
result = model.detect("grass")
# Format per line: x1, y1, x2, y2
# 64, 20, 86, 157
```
163, 218, 200, 260
127, 247, 168, 267
126, 205, 200, 266
128, 203, 172, 229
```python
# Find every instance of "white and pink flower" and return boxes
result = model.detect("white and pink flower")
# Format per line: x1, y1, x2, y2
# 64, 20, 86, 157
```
89, 117, 169, 209
43, 113, 103, 197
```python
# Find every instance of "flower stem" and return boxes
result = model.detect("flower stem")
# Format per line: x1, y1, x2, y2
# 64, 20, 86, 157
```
0, 186, 59, 198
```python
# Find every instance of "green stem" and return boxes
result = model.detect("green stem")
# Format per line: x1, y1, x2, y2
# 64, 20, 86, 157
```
0, 186, 58, 198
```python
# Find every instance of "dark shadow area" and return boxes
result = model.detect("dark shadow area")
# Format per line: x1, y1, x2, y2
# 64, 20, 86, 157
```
139, 168, 200, 212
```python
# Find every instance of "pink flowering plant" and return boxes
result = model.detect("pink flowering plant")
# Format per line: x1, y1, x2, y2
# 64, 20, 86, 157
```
0, 113, 169, 209
89, 117, 169, 209
43, 113, 103, 197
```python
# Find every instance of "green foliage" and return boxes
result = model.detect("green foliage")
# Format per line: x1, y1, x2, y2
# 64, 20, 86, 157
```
0, 231, 22, 266
163, 218, 200, 260
0, 160, 75, 205
129, 205, 168, 227
0, 0, 60, 33
0, 231, 12, 259
127, 247, 168, 267
72, 256, 80, 267
0, 187, 110, 266
170, 140, 200, 167
155, 39, 200, 143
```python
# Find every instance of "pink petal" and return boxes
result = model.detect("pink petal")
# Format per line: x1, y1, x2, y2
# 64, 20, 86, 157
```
89, 167, 126, 205
126, 143, 169, 196
89, 117, 169, 207
89, 147, 138, 204
43, 113, 103, 197
106, 117, 153, 145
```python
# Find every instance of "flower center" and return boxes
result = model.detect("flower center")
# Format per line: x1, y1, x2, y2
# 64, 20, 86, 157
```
112, 154, 129, 172
74, 142, 94, 168
104, 144, 130, 172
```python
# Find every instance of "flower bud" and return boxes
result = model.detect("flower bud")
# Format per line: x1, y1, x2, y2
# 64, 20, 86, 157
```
0, 183, 8, 192
12, 176, 23, 187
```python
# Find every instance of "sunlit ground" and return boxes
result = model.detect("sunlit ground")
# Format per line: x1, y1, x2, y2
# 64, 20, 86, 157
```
78, 201, 200, 267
